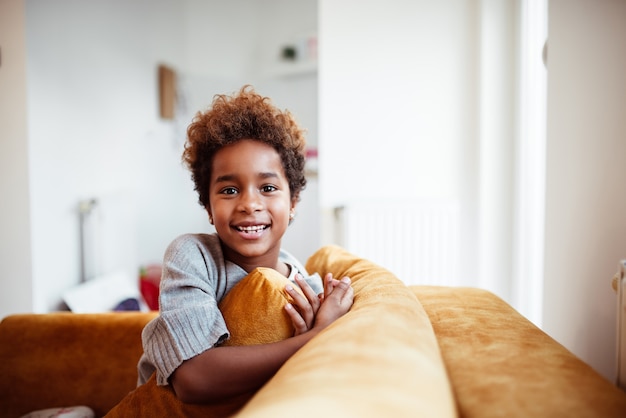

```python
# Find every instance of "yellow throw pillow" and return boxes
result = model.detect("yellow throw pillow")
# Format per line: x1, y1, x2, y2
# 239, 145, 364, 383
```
219, 267, 303, 346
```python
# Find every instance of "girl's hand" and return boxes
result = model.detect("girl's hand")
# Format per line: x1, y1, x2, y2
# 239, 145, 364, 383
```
318, 272, 341, 303
314, 274, 354, 330
284, 274, 322, 335
284, 273, 354, 336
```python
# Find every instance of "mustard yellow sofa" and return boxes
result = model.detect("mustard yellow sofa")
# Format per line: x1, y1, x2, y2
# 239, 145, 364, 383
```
1, 246, 626, 418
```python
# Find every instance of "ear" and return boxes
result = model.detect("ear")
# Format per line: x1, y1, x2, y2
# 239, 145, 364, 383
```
289, 197, 298, 224
206, 206, 214, 225
290, 195, 298, 210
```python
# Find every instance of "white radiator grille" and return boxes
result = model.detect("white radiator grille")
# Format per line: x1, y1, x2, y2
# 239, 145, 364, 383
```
335, 201, 460, 286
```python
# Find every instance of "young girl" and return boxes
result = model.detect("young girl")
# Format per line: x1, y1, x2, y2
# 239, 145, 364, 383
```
137, 86, 354, 404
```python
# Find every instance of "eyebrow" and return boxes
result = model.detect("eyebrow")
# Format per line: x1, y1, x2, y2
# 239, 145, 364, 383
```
214, 172, 280, 184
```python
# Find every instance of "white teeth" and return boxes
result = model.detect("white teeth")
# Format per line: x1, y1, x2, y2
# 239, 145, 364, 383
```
237, 225, 266, 232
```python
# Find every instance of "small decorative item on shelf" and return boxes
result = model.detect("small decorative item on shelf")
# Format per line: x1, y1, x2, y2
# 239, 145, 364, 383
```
280, 32, 317, 63
139, 264, 162, 311
281, 46, 297, 61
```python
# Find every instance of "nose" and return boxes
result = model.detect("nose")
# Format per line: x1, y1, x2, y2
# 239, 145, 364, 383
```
238, 188, 263, 214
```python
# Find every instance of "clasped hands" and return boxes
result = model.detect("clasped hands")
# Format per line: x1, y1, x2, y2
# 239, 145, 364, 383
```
285, 273, 354, 336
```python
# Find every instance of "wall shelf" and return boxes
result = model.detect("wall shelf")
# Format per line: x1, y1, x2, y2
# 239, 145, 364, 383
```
265, 60, 317, 79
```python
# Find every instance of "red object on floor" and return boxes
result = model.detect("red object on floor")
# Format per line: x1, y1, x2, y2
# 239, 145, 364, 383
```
139, 264, 162, 311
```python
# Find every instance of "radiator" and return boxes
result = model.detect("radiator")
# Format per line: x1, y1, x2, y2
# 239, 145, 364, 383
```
334, 201, 460, 286
616, 259, 626, 389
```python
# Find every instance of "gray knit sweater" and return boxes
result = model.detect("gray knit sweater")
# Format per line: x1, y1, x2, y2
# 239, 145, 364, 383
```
137, 233, 321, 386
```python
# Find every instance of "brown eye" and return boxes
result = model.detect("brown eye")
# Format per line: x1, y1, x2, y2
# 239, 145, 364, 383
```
220, 187, 238, 195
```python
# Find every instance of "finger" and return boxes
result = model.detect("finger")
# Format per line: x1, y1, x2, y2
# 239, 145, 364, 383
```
285, 283, 314, 328
327, 277, 353, 305
340, 280, 355, 306
295, 274, 321, 313
324, 273, 334, 297
324, 273, 341, 297
285, 303, 308, 335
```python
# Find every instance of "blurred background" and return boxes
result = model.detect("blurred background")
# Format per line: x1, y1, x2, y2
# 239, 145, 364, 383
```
2, 0, 626, 383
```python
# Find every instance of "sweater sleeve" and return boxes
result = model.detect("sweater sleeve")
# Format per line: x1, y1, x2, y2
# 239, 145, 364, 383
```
139, 234, 229, 386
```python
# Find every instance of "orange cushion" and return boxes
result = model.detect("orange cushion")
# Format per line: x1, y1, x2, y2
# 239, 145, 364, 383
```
219, 267, 303, 346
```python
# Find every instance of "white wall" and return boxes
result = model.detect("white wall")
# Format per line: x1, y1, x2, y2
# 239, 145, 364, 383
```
319, 0, 475, 206
544, 0, 626, 382
319, 0, 517, 295
0, 0, 33, 318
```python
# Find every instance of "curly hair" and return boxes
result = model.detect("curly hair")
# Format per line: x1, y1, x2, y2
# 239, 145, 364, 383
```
182, 86, 307, 209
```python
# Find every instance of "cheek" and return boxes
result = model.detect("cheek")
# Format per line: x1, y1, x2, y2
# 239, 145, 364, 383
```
276, 200, 294, 222
208, 202, 229, 223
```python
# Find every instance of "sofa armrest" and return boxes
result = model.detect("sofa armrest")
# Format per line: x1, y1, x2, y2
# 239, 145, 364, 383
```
0, 312, 156, 417
234, 245, 457, 417
412, 286, 626, 418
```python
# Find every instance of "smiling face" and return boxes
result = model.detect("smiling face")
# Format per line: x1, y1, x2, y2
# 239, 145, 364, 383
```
207, 139, 296, 271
